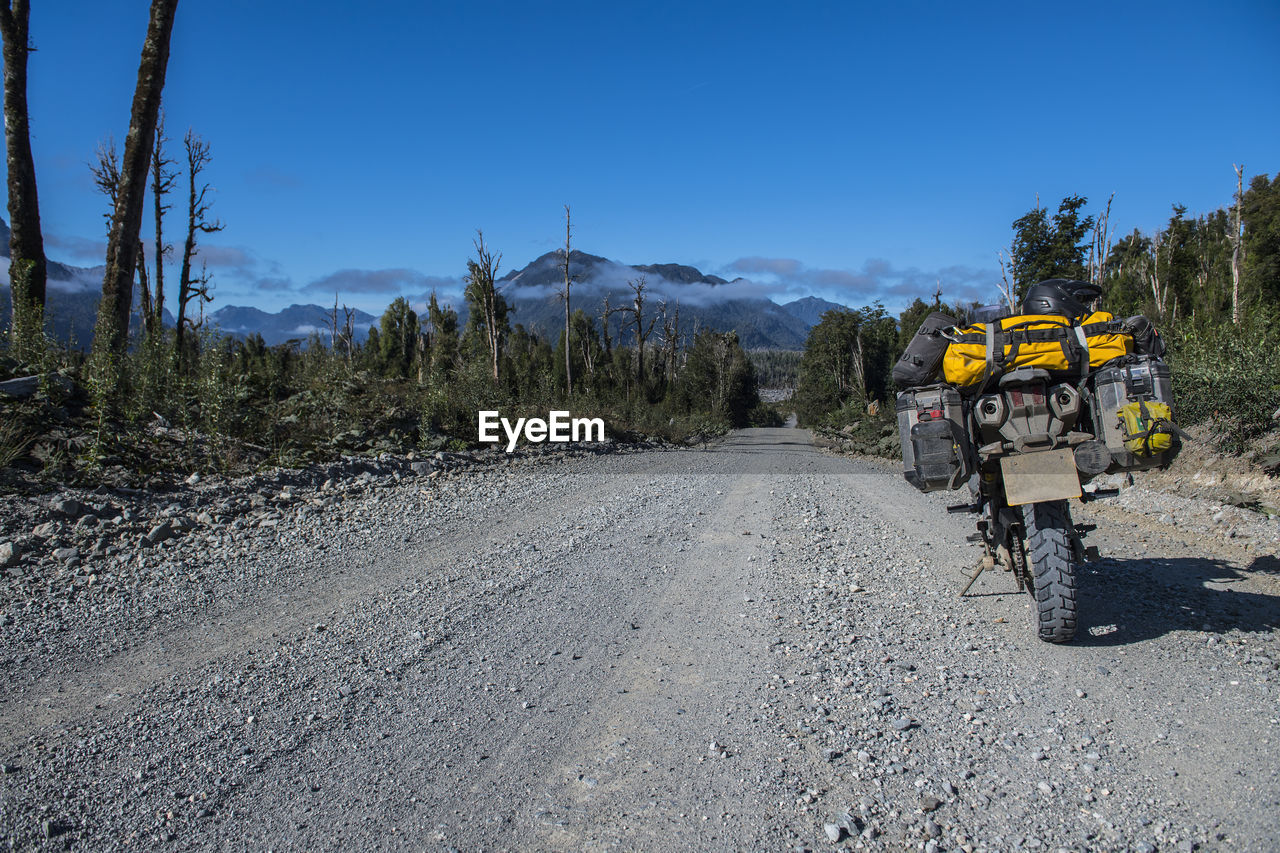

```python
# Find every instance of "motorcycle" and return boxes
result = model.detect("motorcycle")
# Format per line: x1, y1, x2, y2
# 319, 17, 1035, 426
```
897, 354, 1179, 644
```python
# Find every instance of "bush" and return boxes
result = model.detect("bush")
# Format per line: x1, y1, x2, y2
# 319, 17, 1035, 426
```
1167, 310, 1280, 454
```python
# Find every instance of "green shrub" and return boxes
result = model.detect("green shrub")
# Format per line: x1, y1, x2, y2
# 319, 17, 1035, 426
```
1167, 310, 1280, 454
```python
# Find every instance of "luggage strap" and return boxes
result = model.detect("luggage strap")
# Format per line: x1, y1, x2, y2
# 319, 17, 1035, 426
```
1125, 399, 1192, 453
949, 319, 1122, 346
1072, 323, 1090, 382
979, 322, 997, 390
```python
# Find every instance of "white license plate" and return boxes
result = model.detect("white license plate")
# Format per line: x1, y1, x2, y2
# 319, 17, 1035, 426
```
1000, 449, 1081, 506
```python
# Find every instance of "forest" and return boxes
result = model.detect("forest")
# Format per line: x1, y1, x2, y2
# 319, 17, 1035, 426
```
793, 183, 1280, 460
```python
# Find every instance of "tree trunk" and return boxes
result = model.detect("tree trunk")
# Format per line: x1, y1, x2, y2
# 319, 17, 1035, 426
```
0, 0, 47, 352
136, 238, 152, 330
94, 0, 179, 359
560, 206, 573, 397
1232, 164, 1244, 326
149, 111, 173, 338
175, 130, 222, 360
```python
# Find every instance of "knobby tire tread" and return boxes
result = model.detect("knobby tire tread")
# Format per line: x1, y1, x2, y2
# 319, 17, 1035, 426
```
1022, 499, 1077, 643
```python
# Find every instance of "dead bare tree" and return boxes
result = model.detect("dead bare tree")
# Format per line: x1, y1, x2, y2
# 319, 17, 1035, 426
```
1145, 229, 1172, 322
89, 139, 122, 231
0, 0, 47, 354
599, 294, 619, 360
850, 324, 866, 400
94, 0, 179, 361
1088, 192, 1115, 286
91, 139, 156, 339
659, 300, 683, 386
149, 109, 176, 338
342, 305, 356, 362
623, 275, 661, 386
464, 230, 504, 382
558, 205, 574, 396
327, 292, 340, 350
135, 239, 151, 333
1232, 164, 1245, 326
175, 129, 224, 358
996, 245, 1017, 313
325, 293, 357, 363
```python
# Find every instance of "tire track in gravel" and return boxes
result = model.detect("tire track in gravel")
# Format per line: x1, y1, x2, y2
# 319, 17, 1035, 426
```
190, 467, 743, 851
0, 455, 696, 755
528, 467, 785, 851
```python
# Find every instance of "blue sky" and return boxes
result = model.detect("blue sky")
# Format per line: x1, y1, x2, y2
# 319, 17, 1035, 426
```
10, 0, 1280, 315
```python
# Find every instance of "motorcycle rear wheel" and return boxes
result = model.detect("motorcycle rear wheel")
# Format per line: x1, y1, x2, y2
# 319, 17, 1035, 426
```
1021, 500, 1078, 643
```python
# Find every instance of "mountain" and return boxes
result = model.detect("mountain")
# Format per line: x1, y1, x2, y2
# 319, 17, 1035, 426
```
2, 224, 846, 351
0, 217, 88, 284
780, 295, 849, 328
497, 250, 826, 350
208, 303, 377, 346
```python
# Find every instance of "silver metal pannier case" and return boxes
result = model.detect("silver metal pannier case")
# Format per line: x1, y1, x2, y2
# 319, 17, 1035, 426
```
896, 383, 973, 492
1089, 354, 1178, 472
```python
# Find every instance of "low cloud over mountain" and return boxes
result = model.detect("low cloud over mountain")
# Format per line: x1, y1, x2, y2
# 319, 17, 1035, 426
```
724, 256, 996, 307
2, 217, 997, 351
493, 250, 848, 349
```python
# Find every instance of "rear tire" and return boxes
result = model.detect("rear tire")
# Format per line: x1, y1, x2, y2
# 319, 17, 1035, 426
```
1021, 500, 1077, 643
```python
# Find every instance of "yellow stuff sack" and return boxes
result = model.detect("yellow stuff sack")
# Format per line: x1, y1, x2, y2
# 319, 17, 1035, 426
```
941, 311, 1132, 388
1118, 400, 1176, 456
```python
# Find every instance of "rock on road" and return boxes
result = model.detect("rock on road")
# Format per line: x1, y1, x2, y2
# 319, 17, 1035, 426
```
2, 427, 1278, 851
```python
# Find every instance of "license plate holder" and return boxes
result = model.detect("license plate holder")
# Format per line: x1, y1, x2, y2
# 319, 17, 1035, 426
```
1000, 448, 1080, 506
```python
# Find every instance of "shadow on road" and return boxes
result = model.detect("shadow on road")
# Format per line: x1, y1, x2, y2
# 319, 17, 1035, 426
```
1075, 554, 1280, 646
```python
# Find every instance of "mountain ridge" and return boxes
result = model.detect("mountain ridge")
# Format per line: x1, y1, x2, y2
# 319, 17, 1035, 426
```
2, 230, 850, 350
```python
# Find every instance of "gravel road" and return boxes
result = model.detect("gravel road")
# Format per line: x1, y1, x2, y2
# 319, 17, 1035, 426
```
2, 427, 1278, 851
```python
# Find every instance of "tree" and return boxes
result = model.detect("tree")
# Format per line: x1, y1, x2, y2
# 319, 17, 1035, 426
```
556, 308, 603, 394
89, 138, 122, 233
672, 329, 759, 427
175, 129, 224, 359
377, 296, 418, 378
558, 205, 574, 396
462, 231, 509, 382
1009, 195, 1094, 299
90, 139, 158, 340
658, 299, 681, 388
94, 0, 179, 360
1100, 228, 1153, 318
1088, 193, 1115, 286
1242, 172, 1280, 308
426, 292, 459, 375
327, 293, 357, 363
149, 110, 176, 338
0, 0, 47, 356
794, 305, 897, 426
622, 275, 660, 389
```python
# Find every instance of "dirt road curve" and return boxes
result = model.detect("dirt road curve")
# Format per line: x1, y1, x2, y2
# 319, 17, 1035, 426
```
2, 427, 1278, 851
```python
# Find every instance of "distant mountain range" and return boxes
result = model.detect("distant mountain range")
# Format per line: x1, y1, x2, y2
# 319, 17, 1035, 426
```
207, 303, 378, 345
494, 250, 845, 349
1, 225, 849, 350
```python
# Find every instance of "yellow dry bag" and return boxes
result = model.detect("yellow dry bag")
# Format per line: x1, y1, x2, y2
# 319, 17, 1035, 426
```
1118, 400, 1177, 456
941, 311, 1133, 388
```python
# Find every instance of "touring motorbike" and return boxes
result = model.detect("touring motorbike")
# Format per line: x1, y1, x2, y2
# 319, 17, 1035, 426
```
897, 355, 1178, 643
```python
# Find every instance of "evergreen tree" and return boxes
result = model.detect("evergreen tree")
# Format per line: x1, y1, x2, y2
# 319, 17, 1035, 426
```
377, 297, 418, 378
426, 293, 459, 376
793, 305, 896, 426
671, 330, 759, 427
1010, 195, 1094, 299
1243, 173, 1280, 307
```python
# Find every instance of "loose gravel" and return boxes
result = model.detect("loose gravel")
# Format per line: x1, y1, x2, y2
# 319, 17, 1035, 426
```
1, 428, 1277, 851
